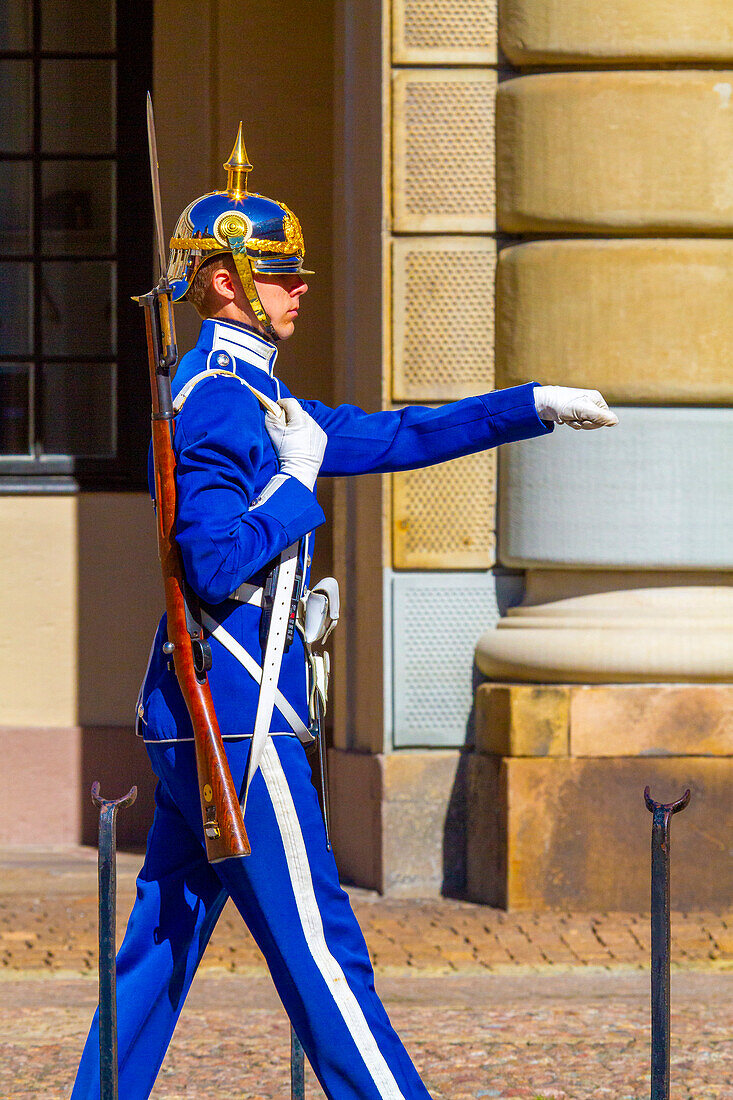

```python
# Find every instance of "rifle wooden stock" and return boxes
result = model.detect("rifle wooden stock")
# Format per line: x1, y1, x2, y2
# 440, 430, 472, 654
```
143, 295, 250, 863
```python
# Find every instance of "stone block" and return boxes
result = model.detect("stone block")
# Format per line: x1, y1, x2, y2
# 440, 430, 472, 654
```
500, 0, 733, 65
467, 756, 733, 909
466, 753, 505, 908
381, 750, 468, 897
495, 239, 733, 404
329, 748, 468, 896
393, 0, 498, 65
497, 72, 733, 233
477, 570, 733, 684
393, 69, 496, 232
475, 683, 569, 756
569, 684, 733, 757
391, 571, 523, 746
329, 749, 382, 891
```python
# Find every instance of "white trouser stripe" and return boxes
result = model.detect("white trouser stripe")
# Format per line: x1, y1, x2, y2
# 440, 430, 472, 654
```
260, 740, 407, 1100
200, 610, 310, 740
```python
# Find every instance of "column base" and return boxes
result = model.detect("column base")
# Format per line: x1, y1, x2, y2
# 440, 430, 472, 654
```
477, 571, 733, 683
467, 683, 733, 909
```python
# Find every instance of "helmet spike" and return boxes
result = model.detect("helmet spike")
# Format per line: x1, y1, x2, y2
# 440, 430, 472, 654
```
223, 122, 253, 199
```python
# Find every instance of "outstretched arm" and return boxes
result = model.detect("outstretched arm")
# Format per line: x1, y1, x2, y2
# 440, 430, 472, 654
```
291, 382, 554, 477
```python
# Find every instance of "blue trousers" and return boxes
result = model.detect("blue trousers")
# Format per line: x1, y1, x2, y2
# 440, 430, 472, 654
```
71, 735, 432, 1100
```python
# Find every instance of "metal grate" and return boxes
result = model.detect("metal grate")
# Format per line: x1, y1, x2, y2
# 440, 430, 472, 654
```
393, 0, 497, 63
392, 236, 495, 401
392, 70, 496, 232
392, 571, 523, 747
393, 451, 496, 569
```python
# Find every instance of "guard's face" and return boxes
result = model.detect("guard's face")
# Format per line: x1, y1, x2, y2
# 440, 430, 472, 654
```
254, 273, 309, 340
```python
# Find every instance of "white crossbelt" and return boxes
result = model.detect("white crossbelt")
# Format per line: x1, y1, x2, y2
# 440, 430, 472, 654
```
199, 608, 310, 743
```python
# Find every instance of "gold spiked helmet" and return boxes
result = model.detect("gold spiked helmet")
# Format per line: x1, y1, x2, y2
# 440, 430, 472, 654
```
166, 124, 312, 336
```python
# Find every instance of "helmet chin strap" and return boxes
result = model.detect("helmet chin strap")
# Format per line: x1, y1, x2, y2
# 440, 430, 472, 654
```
228, 236, 278, 341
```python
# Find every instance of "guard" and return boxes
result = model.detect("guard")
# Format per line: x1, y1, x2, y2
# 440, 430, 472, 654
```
71, 123, 618, 1100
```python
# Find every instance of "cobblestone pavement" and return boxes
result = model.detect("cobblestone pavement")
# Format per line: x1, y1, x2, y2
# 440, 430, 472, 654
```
1, 848, 732, 1098
2, 848, 732, 975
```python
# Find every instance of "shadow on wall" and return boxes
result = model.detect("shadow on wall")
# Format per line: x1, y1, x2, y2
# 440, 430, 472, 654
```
76, 492, 161, 848
441, 573, 526, 901
440, 661, 482, 900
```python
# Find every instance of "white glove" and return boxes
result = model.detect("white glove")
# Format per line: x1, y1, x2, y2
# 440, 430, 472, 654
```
265, 398, 327, 491
533, 386, 619, 430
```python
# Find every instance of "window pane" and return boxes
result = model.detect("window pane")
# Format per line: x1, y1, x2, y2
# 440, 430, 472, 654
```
42, 161, 115, 255
41, 362, 115, 456
41, 261, 116, 356
0, 61, 32, 154
0, 262, 32, 355
41, 60, 115, 154
0, 364, 31, 455
0, 162, 32, 255
41, 0, 114, 51
0, 0, 32, 50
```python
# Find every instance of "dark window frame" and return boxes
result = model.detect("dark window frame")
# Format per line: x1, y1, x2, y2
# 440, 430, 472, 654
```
0, 0, 153, 492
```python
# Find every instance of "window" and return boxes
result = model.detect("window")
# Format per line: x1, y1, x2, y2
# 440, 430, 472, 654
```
0, 0, 153, 489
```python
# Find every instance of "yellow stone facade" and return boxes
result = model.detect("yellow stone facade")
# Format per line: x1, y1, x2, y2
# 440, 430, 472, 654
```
469, 0, 733, 907
5, 0, 731, 912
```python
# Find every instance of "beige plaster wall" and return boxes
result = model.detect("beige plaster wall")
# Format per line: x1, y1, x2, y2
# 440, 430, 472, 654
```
0, 494, 161, 728
0, 494, 161, 847
153, 0, 337, 586
153, 1, 335, 403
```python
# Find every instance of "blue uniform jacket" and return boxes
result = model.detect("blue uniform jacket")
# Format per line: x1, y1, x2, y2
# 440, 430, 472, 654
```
137, 317, 552, 743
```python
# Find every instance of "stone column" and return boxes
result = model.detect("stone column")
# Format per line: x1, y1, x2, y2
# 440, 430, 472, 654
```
468, 4, 733, 907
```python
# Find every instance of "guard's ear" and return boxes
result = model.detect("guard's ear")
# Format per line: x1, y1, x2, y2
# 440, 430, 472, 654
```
210, 263, 237, 302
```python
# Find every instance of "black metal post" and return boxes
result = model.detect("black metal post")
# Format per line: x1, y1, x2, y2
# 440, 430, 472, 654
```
644, 785, 690, 1100
291, 1025, 306, 1100
91, 782, 137, 1100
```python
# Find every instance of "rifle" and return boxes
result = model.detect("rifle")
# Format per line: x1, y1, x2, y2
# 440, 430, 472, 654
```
137, 94, 250, 863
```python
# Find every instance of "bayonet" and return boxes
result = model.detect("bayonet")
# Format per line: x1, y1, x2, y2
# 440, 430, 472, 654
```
146, 92, 168, 280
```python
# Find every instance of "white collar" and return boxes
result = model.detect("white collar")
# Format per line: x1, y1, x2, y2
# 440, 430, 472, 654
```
208, 319, 278, 376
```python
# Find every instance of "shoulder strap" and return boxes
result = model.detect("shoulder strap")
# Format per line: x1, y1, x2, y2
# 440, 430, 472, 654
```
172, 368, 243, 414
173, 365, 281, 419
